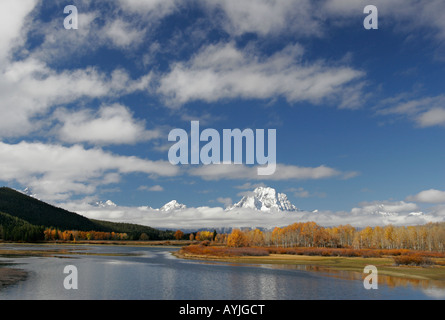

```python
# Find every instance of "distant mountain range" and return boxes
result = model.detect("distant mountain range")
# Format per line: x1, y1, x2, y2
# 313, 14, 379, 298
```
92, 186, 300, 213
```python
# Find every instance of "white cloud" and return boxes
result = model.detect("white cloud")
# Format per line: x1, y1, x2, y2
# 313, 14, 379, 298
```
407, 189, 445, 204
0, 141, 178, 201
0, 0, 37, 62
235, 182, 267, 190
292, 187, 310, 198
118, 0, 179, 17
323, 0, 445, 41
188, 163, 353, 181
417, 108, 445, 127
54, 104, 160, 145
0, 58, 152, 138
64, 199, 442, 230
201, 0, 322, 37
158, 42, 364, 108
145, 185, 164, 192
199, 0, 445, 46
352, 201, 420, 216
30, 1, 176, 62
216, 197, 233, 208
377, 95, 445, 128
103, 19, 146, 48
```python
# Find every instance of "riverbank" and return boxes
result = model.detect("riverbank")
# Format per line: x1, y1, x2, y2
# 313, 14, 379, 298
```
175, 247, 445, 283
0, 239, 195, 246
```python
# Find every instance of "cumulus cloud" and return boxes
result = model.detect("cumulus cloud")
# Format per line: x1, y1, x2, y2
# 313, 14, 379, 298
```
407, 189, 445, 204
0, 58, 152, 138
158, 42, 364, 108
0, 141, 178, 200
0, 0, 37, 62
54, 104, 160, 145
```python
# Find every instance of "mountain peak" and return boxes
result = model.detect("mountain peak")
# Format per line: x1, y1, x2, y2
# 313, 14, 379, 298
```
228, 186, 298, 212
94, 200, 117, 208
160, 200, 187, 211
19, 187, 39, 200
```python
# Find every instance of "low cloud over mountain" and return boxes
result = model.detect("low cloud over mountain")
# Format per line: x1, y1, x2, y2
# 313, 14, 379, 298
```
59, 187, 444, 230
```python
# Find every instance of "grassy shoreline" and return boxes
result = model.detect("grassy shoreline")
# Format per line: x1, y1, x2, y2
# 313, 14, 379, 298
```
175, 246, 445, 284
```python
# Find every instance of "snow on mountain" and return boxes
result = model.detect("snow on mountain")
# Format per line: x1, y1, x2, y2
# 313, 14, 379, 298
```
160, 200, 187, 211
228, 187, 298, 212
21, 187, 38, 199
352, 202, 424, 218
95, 200, 118, 208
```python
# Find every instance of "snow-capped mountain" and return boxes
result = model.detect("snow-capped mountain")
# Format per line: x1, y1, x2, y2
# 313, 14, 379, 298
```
19, 187, 39, 199
228, 187, 298, 212
95, 200, 117, 208
352, 203, 424, 218
160, 200, 187, 211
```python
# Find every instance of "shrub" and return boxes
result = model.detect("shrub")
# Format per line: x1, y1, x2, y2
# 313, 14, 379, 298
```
393, 254, 433, 266
180, 245, 269, 257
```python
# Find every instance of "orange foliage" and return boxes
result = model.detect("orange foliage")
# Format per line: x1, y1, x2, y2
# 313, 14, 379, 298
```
227, 229, 248, 247
174, 230, 184, 240
44, 228, 128, 241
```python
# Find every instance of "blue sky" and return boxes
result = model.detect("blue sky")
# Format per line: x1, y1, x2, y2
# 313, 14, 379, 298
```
1, 0, 445, 228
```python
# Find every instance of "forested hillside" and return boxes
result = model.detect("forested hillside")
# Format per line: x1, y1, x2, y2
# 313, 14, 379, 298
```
92, 219, 175, 240
0, 211, 44, 242
0, 187, 102, 232
0, 187, 174, 241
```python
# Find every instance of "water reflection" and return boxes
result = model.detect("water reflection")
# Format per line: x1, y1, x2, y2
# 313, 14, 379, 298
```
0, 245, 444, 300
254, 263, 445, 293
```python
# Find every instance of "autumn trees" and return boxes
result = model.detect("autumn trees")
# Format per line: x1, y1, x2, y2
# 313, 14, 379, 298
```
352, 223, 445, 251
227, 229, 248, 247
43, 228, 128, 241
174, 230, 184, 240
39, 221, 445, 252
219, 222, 445, 252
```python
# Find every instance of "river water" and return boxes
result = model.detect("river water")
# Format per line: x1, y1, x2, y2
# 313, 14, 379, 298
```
0, 244, 444, 300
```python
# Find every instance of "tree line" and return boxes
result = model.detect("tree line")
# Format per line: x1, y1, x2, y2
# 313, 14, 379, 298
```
43, 228, 128, 241
203, 222, 445, 252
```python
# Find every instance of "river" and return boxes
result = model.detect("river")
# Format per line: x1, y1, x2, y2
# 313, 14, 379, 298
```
0, 244, 444, 300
